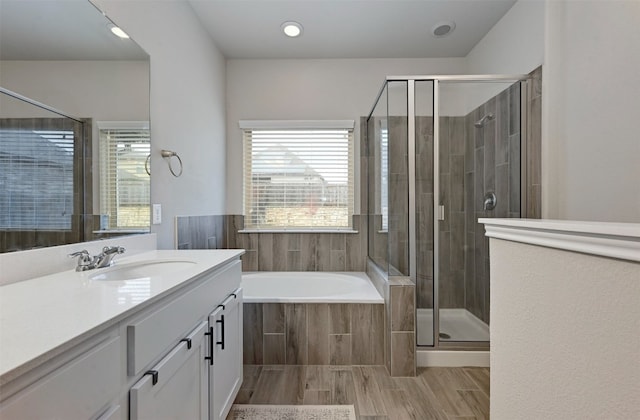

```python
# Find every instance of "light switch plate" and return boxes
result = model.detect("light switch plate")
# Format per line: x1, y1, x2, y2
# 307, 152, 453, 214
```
152, 204, 162, 224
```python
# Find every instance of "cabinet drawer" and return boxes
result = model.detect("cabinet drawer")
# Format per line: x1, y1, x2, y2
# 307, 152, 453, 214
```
127, 260, 241, 376
130, 321, 208, 420
0, 336, 121, 420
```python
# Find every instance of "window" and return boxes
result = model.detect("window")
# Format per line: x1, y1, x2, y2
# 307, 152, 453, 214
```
380, 122, 389, 231
98, 122, 150, 230
241, 120, 355, 230
0, 125, 75, 230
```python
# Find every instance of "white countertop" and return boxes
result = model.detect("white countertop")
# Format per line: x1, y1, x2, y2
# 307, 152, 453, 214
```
479, 218, 640, 262
0, 249, 244, 384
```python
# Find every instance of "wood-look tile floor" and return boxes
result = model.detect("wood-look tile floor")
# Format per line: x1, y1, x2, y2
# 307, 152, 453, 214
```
230, 365, 490, 420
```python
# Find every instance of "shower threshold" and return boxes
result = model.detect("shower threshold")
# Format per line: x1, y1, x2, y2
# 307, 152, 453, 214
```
417, 308, 489, 345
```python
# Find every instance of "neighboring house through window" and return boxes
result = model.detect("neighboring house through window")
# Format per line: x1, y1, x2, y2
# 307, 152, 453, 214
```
240, 120, 355, 230
98, 122, 150, 230
0, 126, 75, 230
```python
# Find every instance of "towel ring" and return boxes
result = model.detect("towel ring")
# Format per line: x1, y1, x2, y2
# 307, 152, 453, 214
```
160, 149, 183, 177
144, 154, 151, 176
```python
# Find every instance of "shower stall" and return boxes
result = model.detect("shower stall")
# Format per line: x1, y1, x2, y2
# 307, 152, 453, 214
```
366, 75, 530, 349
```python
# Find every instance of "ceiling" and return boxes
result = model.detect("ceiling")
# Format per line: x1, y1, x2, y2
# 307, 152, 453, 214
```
187, 0, 518, 59
0, 0, 148, 60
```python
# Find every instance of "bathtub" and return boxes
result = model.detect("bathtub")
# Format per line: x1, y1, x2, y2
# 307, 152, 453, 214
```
241, 271, 383, 303
241, 272, 385, 365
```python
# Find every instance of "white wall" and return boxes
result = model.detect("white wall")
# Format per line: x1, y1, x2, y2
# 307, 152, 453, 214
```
0, 60, 149, 121
466, 0, 545, 75
543, 0, 640, 222
461, 0, 545, 115
490, 238, 640, 419
94, 0, 227, 249
225, 57, 466, 214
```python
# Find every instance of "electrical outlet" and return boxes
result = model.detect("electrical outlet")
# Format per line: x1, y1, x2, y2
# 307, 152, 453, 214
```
152, 204, 162, 224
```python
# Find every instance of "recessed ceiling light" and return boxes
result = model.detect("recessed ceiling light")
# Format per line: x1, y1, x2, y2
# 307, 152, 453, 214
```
431, 21, 456, 38
281, 21, 303, 38
107, 23, 130, 39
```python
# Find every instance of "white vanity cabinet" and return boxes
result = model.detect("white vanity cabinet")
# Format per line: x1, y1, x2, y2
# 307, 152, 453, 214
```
130, 321, 208, 420
0, 251, 244, 420
0, 336, 122, 420
209, 288, 243, 420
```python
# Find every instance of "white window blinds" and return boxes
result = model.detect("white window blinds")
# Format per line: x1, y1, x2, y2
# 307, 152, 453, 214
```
0, 128, 74, 229
380, 124, 389, 231
99, 123, 150, 230
242, 123, 354, 230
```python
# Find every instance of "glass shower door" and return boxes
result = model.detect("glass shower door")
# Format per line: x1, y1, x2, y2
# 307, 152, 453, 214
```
436, 80, 521, 343
414, 81, 435, 346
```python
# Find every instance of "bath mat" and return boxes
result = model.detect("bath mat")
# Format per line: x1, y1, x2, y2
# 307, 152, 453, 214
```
227, 404, 356, 420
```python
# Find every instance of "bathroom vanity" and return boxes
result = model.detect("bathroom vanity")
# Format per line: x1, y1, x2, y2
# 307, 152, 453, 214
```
0, 249, 244, 420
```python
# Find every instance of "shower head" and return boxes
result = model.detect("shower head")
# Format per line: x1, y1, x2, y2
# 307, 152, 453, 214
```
474, 113, 495, 128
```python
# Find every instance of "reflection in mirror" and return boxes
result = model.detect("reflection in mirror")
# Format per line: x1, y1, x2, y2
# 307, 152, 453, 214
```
0, 0, 150, 252
0, 91, 86, 252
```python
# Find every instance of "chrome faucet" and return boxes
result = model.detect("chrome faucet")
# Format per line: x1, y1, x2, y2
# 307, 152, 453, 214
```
94, 246, 126, 268
69, 246, 125, 272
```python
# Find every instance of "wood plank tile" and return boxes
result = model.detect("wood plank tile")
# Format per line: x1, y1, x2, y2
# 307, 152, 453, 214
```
419, 368, 475, 417
351, 367, 387, 417
263, 334, 285, 364
379, 389, 423, 420
248, 368, 284, 404
329, 334, 352, 365
329, 304, 351, 334
371, 304, 385, 365
458, 390, 489, 420
331, 368, 356, 406
307, 304, 329, 365
263, 303, 284, 333
394, 376, 447, 420
358, 416, 389, 420
351, 304, 373, 364
242, 303, 263, 364
233, 389, 253, 404
285, 304, 308, 364
391, 332, 415, 377
303, 390, 331, 405
463, 368, 490, 397
237, 364, 490, 420
240, 365, 262, 390
370, 365, 399, 391
305, 365, 331, 391
250, 365, 305, 404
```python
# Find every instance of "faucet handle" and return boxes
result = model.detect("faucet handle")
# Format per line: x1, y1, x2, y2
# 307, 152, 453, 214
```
69, 249, 90, 259
69, 250, 92, 271
102, 246, 125, 255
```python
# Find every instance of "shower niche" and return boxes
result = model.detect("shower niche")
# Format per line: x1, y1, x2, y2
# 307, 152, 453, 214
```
367, 75, 538, 349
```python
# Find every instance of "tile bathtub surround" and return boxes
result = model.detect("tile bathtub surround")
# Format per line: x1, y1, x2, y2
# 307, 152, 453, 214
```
175, 215, 225, 250
388, 279, 416, 377
366, 259, 416, 378
243, 303, 384, 366
224, 215, 368, 272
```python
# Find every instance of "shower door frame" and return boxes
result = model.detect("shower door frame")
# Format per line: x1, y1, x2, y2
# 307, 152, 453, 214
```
378, 74, 531, 350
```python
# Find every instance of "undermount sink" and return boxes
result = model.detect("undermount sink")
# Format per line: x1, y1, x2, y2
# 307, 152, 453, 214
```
88, 260, 197, 281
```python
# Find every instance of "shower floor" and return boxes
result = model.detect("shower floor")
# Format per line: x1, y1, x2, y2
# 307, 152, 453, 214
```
416, 308, 489, 345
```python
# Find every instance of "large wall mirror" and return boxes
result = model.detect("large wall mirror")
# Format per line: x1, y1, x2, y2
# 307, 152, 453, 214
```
0, 0, 150, 253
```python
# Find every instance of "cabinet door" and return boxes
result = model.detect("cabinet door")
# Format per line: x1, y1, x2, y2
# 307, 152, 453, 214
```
0, 336, 120, 420
130, 321, 208, 420
209, 288, 243, 420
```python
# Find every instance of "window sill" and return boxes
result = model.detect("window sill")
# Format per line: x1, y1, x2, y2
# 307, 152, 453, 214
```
92, 229, 149, 234
238, 229, 359, 234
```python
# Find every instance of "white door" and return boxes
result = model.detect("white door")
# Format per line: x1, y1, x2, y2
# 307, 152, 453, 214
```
130, 321, 208, 420
209, 288, 243, 420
